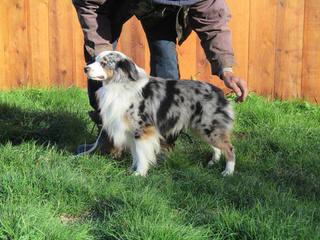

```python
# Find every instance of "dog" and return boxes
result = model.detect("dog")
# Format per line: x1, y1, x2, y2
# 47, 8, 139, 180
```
84, 51, 235, 177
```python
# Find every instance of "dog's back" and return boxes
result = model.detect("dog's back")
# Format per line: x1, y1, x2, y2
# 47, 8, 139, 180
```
140, 78, 234, 142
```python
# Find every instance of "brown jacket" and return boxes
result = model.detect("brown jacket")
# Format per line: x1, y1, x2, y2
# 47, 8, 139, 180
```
73, 0, 235, 76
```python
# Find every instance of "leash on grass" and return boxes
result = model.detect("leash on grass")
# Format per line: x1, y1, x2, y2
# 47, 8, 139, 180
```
75, 126, 103, 157
75, 125, 194, 158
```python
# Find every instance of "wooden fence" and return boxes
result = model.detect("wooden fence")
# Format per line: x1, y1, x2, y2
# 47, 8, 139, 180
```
0, 0, 319, 102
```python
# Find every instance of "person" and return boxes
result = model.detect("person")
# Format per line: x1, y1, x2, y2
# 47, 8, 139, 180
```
72, 0, 248, 154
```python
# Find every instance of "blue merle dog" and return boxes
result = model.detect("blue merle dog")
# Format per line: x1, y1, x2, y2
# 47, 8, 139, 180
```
84, 51, 235, 177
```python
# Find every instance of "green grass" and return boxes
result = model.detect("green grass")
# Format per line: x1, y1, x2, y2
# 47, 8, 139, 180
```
0, 88, 319, 240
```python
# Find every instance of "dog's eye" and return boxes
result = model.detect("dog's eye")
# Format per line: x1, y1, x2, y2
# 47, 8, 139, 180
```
100, 62, 106, 68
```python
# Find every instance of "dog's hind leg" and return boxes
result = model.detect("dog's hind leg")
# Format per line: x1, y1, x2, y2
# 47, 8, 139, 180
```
130, 127, 161, 177
214, 132, 235, 176
201, 130, 235, 176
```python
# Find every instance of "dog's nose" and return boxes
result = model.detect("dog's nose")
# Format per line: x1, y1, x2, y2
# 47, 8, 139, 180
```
84, 66, 90, 74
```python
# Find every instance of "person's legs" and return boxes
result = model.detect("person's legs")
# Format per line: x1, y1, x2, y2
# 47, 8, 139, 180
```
76, 1, 133, 155
148, 40, 179, 79
141, 8, 179, 79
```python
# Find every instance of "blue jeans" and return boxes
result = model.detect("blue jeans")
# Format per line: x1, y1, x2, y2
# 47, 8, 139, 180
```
142, 10, 179, 80
147, 40, 179, 79
87, 14, 179, 111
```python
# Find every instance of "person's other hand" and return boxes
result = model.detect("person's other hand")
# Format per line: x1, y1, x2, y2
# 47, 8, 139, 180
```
221, 72, 248, 102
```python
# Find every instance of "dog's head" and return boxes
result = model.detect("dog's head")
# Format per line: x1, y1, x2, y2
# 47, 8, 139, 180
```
84, 51, 141, 83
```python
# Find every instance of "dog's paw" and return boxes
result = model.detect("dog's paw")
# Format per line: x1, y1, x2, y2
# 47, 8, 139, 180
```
207, 155, 221, 168
110, 148, 123, 159
207, 160, 216, 168
133, 171, 147, 177
221, 161, 235, 176
221, 169, 234, 177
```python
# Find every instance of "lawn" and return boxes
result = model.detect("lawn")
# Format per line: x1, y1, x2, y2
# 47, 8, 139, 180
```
0, 88, 319, 240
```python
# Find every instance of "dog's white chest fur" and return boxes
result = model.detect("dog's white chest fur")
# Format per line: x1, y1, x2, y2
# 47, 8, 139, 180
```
96, 83, 134, 148
96, 81, 148, 148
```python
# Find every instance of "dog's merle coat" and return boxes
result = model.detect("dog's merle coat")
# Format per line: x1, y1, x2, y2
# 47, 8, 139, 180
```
132, 78, 232, 143
85, 51, 235, 176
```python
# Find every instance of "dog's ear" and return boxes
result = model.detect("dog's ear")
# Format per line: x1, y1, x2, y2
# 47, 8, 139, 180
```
116, 58, 139, 81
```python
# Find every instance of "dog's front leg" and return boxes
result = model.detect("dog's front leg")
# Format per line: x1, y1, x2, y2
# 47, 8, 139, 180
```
130, 144, 138, 172
130, 137, 160, 177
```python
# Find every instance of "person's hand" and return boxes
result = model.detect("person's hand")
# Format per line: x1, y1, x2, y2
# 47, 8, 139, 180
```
221, 72, 248, 102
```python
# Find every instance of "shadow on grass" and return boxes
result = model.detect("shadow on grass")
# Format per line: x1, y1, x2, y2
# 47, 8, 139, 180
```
0, 103, 94, 152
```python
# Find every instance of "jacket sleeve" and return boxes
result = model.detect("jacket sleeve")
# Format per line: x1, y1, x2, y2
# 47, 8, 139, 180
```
72, 0, 113, 62
188, 0, 235, 76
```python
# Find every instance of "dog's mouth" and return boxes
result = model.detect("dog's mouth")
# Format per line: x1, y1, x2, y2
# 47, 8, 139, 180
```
89, 75, 106, 81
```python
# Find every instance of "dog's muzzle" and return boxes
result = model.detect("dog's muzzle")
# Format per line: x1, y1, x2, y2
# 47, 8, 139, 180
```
84, 66, 90, 74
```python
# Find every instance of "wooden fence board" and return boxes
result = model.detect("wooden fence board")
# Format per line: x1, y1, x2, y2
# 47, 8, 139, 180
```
274, 0, 305, 99
28, 0, 50, 87
226, 0, 250, 82
118, 20, 133, 59
302, 0, 320, 103
177, 32, 197, 80
0, 1, 8, 88
6, 0, 30, 88
248, 0, 278, 98
49, 0, 74, 87
196, 39, 213, 83
118, 17, 147, 70
72, 9, 87, 88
